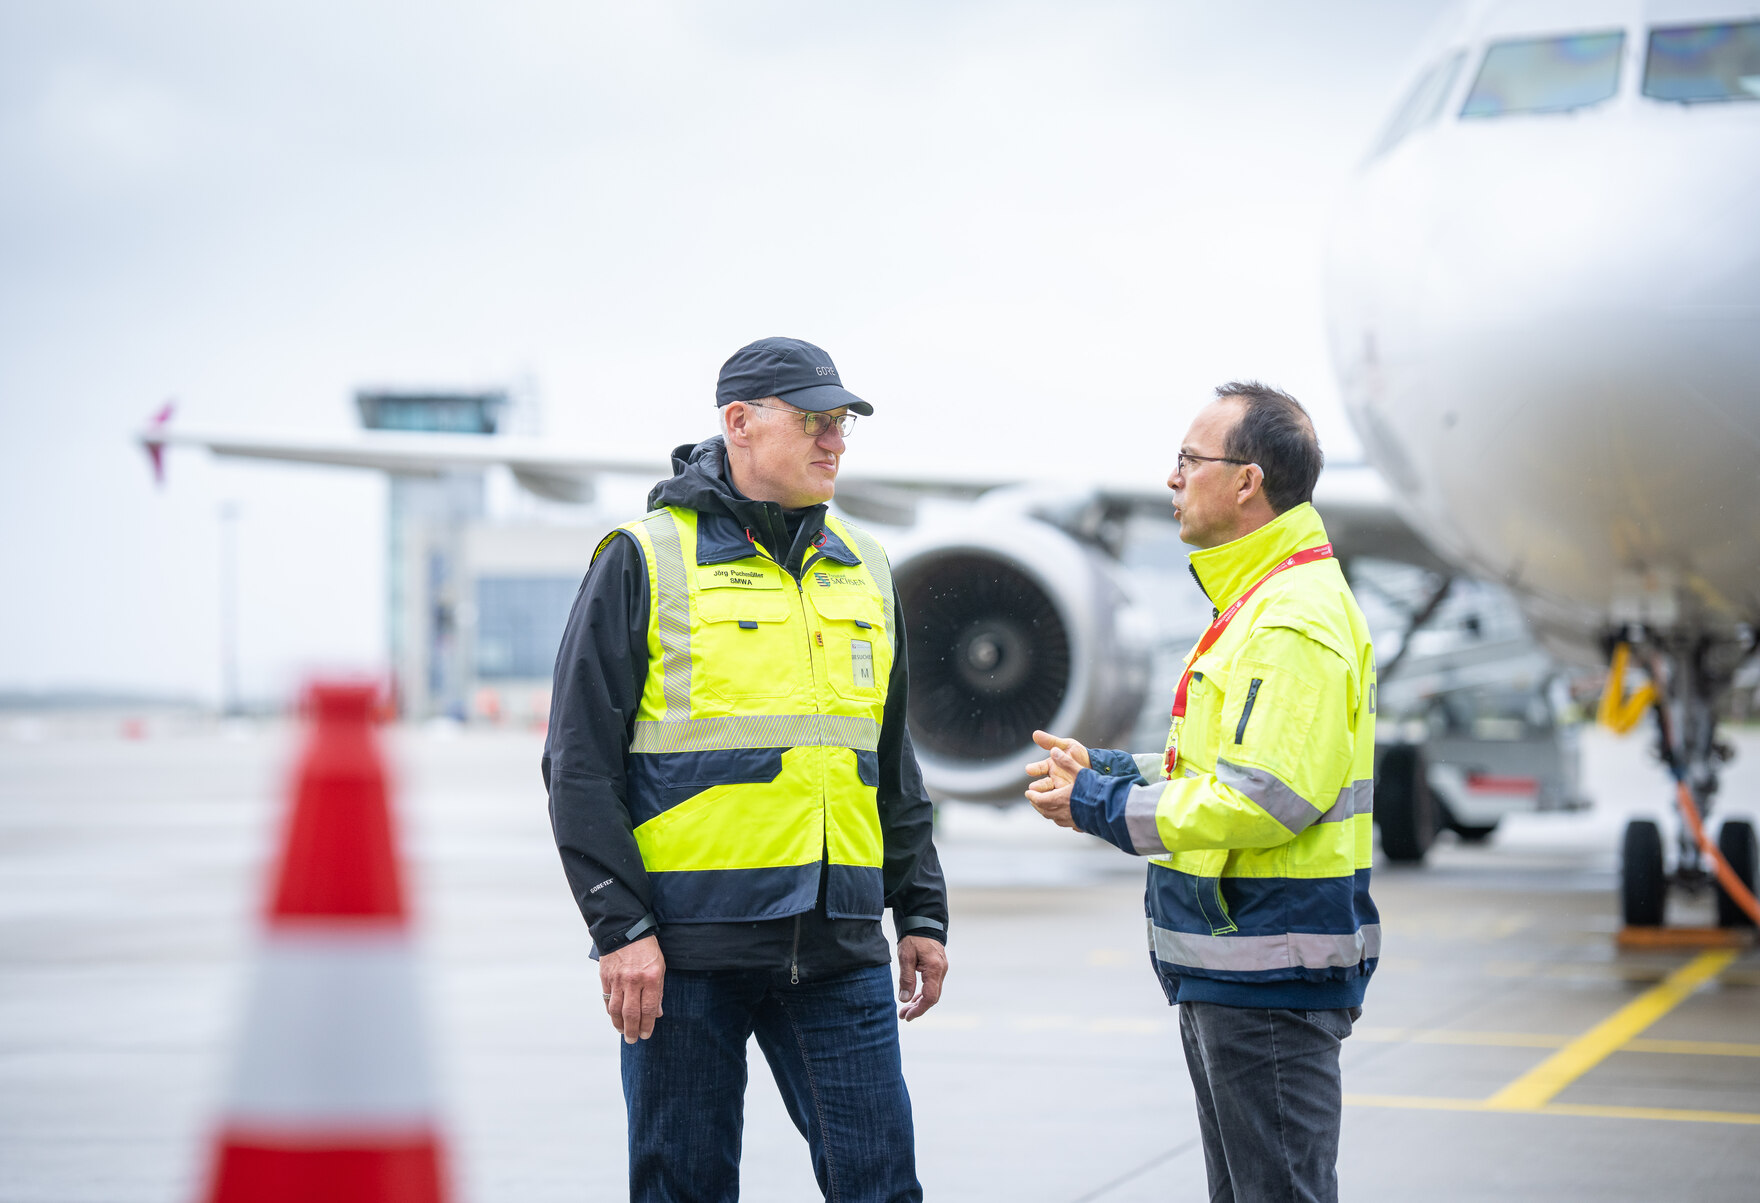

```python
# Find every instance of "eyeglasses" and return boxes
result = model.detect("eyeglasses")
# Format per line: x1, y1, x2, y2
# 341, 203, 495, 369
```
1176, 450, 1251, 476
743, 401, 857, 438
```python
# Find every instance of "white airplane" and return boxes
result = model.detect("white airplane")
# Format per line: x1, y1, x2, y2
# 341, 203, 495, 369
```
142, 1, 1760, 923
1327, 0, 1760, 923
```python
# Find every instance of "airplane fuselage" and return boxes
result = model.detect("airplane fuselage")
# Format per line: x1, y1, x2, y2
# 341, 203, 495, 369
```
1327, 1, 1760, 662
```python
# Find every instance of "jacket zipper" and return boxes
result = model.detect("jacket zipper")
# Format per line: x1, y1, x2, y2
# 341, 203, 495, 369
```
789, 913, 802, 985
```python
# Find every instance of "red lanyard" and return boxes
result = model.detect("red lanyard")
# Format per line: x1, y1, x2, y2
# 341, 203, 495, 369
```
1165, 544, 1333, 776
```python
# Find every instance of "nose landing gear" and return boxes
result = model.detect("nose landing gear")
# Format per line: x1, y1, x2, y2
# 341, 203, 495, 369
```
1611, 638, 1759, 943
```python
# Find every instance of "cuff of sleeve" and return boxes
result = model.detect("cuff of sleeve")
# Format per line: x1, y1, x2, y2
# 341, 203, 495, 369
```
589, 911, 659, 960
894, 914, 947, 944
1087, 748, 1147, 784
1070, 769, 1166, 856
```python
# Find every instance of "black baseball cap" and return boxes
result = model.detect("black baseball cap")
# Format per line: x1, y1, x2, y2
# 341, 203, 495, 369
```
715, 337, 872, 415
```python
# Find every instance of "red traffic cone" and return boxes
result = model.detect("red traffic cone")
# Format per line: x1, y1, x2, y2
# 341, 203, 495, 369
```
202, 682, 451, 1203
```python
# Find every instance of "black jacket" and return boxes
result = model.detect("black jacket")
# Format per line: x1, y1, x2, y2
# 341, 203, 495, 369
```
543, 437, 948, 976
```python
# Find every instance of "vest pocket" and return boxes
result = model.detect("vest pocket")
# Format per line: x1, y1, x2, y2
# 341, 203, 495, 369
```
807, 590, 890, 702
694, 587, 797, 701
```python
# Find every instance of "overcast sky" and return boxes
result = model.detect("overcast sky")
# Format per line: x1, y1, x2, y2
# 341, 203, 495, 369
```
1, 0, 1453, 704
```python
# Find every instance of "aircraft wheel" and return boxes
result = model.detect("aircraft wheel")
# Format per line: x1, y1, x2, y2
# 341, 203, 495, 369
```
1715, 819, 1757, 929
1376, 745, 1437, 863
1621, 819, 1666, 927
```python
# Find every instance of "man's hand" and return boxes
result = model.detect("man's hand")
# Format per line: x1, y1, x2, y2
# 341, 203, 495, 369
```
896, 934, 948, 1022
1025, 730, 1088, 829
1024, 729, 1090, 778
600, 935, 665, 1044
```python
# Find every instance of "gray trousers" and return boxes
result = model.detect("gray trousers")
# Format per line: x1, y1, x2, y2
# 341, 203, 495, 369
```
1178, 1001, 1358, 1203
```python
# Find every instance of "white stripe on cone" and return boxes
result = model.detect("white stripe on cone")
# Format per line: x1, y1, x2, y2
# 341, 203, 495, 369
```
225, 925, 435, 1129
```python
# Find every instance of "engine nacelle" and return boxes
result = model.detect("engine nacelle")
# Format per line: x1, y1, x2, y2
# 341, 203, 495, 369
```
888, 508, 1151, 803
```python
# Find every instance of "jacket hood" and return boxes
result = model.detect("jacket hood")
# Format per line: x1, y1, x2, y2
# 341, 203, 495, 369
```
648, 436, 743, 518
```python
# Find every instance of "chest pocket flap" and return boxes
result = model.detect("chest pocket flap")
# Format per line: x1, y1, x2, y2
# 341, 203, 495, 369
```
805, 584, 886, 630
695, 562, 791, 626
806, 582, 889, 700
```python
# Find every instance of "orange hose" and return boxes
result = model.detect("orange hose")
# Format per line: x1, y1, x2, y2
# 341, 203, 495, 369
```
1673, 779, 1760, 927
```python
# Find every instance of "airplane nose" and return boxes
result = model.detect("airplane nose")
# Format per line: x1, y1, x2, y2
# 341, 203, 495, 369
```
1328, 112, 1760, 625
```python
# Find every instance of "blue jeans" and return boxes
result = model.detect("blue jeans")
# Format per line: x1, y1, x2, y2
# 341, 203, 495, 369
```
1178, 1002, 1358, 1203
621, 963, 921, 1203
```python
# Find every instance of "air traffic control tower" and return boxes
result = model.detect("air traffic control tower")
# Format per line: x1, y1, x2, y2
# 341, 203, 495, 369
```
356, 389, 600, 725
357, 390, 501, 721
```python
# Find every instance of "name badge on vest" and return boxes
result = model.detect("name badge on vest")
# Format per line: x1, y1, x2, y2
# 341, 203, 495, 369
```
851, 640, 874, 689
699, 564, 782, 589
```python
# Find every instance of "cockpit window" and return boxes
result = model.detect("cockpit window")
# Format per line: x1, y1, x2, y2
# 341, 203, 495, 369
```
1372, 50, 1467, 158
1643, 22, 1760, 103
1461, 31, 1626, 117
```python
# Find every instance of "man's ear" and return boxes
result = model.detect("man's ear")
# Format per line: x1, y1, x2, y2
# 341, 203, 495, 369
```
723, 402, 751, 447
1236, 462, 1265, 507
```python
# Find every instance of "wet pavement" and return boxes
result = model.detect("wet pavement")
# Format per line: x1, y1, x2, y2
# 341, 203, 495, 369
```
2, 719, 1756, 1201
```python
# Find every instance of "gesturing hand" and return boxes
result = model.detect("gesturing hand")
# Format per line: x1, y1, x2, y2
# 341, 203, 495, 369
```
1024, 730, 1089, 829
600, 935, 665, 1044
1024, 729, 1090, 780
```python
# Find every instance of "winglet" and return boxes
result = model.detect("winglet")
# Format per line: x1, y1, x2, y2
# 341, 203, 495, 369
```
142, 400, 174, 486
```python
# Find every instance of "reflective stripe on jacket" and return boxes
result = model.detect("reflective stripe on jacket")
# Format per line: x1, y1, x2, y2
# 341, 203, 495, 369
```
598, 504, 896, 924
1070, 502, 1379, 1006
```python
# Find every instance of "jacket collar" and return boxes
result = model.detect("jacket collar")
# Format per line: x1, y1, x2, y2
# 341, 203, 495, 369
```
1187, 502, 1330, 610
694, 510, 861, 568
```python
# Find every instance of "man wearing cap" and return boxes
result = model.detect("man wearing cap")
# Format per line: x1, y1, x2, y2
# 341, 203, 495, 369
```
544, 337, 948, 1203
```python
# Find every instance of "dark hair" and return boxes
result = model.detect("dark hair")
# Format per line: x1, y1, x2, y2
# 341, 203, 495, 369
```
1215, 381, 1322, 514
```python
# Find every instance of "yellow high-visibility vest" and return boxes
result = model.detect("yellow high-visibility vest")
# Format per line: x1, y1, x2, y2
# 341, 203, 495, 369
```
596, 506, 895, 923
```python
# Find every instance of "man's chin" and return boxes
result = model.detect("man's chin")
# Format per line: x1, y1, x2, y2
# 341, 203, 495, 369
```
792, 479, 836, 508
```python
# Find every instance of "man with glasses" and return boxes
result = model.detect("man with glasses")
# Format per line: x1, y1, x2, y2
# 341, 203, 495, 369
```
1025, 383, 1379, 1203
545, 336, 948, 1203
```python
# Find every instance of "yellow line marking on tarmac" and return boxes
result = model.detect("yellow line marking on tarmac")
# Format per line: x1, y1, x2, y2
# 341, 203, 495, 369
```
1625, 1037, 1760, 1057
1356, 1027, 1760, 1057
1484, 950, 1738, 1111
1537, 1102, 1760, 1125
1344, 1094, 1760, 1126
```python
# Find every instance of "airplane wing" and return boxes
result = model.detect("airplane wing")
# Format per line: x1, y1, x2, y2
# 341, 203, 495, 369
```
141, 414, 1449, 569
142, 421, 666, 504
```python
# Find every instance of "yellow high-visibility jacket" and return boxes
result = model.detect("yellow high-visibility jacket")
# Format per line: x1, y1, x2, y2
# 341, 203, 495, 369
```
1070, 502, 1380, 1008
600, 505, 895, 924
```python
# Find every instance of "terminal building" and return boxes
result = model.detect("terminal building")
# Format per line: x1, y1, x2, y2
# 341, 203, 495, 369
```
359, 389, 610, 725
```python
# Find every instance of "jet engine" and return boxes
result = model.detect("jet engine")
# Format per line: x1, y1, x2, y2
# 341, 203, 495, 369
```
888, 505, 1152, 803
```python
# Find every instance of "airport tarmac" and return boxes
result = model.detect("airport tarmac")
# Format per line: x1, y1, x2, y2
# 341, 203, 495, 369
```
2, 718, 1757, 1202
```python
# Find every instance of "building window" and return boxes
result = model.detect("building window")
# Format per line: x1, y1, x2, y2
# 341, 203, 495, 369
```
475, 577, 580, 680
